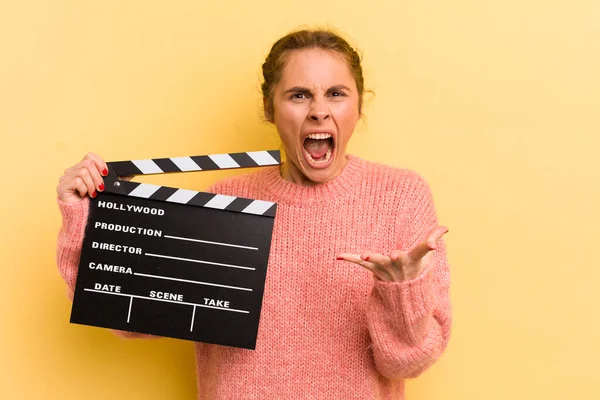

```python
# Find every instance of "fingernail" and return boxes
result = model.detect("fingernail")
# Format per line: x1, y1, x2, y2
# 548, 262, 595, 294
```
102, 168, 108, 176
91, 191, 97, 198
363, 256, 370, 261
336, 257, 344, 260
99, 183, 105, 191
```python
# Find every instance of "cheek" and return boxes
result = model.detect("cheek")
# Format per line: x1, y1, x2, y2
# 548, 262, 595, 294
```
333, 103, 360, 128
275, 104, 306, 132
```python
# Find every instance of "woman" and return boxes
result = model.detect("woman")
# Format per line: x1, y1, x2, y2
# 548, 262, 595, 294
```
56, 29, 451, 399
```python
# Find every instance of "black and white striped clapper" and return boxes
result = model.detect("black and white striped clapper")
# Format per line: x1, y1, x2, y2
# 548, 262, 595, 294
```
70, 150, 281, 350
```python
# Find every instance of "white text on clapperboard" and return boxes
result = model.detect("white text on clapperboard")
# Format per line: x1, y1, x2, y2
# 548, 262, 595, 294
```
86, 200, 246, 316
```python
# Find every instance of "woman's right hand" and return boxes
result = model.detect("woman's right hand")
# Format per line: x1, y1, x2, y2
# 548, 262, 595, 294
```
57, 152, 108, 204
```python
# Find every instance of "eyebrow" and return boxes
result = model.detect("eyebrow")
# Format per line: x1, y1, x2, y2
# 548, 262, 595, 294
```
283, 85, 352, 95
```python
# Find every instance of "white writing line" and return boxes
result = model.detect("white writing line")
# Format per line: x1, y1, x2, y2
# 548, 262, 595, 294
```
84, 289, 249, 313
145, 253, 255, 271
190, 305, 196, 332
127, 296, 133, 323
164, 235, 258, 251
134, 272, 252, 292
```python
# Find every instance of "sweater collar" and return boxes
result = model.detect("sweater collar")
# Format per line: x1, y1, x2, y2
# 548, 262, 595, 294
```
261, 155, 366, 205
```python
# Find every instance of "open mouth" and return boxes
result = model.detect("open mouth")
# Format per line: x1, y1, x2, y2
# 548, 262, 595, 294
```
302, 133, 335, 168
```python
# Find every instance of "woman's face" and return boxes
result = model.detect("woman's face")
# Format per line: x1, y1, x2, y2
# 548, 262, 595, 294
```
270, 48, 360, 185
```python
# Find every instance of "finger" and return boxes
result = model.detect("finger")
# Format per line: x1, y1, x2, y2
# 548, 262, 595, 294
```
79, 158, 105, 192
58, 176, 88, 200
73, 167, 97, 198
361, 252, 401, 280
337, 253, 394, 281
427, 225, 449, 244
62, 166, 74, 177
360, 252, 389, 266
389, 250, 409, 264
83, 152, 109, 177
389, 249, 410, 270
74, 177, 88, 198
387, 250, 410, 281
338, 253, 379, 271
407, 241, 435, 263
57, 177, 82, 202
408, 226, 449, 262
337, 253, 364, 263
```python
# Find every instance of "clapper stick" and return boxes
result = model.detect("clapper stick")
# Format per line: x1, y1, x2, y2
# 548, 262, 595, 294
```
108, 150, 281, 176
103, 150, 281, 217
70, 150, 282, 349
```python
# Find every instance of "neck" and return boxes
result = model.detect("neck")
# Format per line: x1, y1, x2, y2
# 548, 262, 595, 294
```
262, 154, 366, 205
279, 163, 317, 186
280, 156, 349, 186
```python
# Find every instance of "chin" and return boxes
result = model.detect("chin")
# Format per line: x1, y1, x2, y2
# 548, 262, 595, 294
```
300, 160, 343, 184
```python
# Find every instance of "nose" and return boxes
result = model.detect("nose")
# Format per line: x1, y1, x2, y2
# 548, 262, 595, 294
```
308, 100, 330, 122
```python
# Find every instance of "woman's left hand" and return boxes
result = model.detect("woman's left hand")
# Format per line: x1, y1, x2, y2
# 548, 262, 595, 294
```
337, 226, 449, 282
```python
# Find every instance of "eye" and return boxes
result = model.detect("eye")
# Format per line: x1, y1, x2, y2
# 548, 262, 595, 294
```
290, 93, 308, 100
330, 91, 347, 97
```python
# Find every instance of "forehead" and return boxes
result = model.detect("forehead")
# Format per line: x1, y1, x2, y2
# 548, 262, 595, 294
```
279, 48, 356, 89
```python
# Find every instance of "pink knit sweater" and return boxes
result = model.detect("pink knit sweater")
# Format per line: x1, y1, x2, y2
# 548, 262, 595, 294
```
56, 155, 451, 399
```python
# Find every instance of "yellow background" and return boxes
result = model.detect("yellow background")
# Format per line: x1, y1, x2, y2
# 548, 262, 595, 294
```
1, 1, 599, 399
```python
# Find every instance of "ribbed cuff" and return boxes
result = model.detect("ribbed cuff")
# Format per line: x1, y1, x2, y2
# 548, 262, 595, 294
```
372, 264, 434, 328
57, 197, 89, 236
56, 198, 90, 299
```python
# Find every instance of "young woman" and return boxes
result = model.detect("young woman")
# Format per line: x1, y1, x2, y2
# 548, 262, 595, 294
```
56, 29, 451, 399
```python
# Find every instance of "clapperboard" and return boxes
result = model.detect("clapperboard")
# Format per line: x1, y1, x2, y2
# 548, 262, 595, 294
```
70, 150, 281, 350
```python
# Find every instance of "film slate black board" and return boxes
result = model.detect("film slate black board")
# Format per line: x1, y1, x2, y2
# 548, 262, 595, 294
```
70, 150, 280, 349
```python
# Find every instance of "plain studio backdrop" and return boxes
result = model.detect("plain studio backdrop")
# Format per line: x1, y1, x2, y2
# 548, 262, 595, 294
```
1, 1, 599, 399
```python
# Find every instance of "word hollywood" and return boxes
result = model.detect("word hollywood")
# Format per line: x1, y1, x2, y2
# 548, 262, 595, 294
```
97, 200, 165, 216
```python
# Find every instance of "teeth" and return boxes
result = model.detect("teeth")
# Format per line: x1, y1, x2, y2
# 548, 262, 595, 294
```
307, 133, 332, 140
309, 148, 332, 164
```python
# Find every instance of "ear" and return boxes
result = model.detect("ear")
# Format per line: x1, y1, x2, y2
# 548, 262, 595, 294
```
263, 97, 273, 122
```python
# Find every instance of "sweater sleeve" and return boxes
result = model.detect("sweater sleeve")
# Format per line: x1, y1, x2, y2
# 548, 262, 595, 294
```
56, 197, 158, 339
367, 174, 451, 379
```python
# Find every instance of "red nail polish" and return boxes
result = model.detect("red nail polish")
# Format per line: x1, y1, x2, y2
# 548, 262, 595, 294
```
364, 256, 370, 261
91, 191, 97, 198
99, 183, 105, 191
336, 257, 344, 260
102, 168, 108, 176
